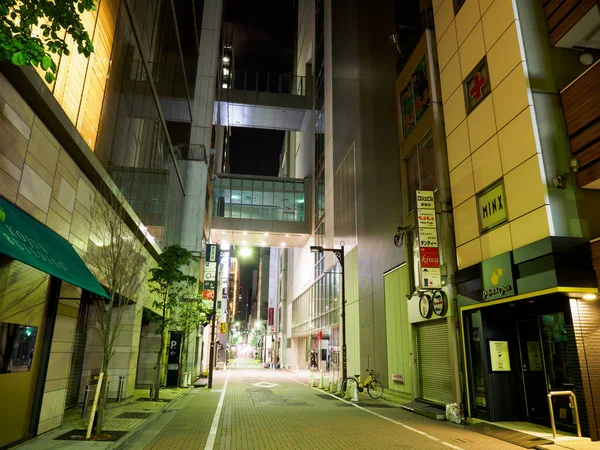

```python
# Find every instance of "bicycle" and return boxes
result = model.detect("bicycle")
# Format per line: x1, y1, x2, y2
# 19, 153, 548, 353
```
341, 369, 384, 399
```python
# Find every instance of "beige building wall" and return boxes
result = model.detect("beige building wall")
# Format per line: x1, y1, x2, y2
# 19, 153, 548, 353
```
0, 72, 157, 434
435, 0, 554, 269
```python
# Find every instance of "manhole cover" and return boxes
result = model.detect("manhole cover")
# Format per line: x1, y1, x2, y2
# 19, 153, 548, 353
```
117, 412, 153, 419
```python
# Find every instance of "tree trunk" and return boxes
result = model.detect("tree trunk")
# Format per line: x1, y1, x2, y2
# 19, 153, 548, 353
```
94, 301, 113, 436
95, 355, 110, 434
152, 298, 168, 401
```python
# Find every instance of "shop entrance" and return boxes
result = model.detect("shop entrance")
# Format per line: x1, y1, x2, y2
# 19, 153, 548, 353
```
517, 319, 548, 423
464, 297, 583, 434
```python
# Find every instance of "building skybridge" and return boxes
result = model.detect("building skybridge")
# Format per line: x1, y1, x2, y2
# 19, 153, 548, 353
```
211, 173, 311, 248
217, 70, 312, 131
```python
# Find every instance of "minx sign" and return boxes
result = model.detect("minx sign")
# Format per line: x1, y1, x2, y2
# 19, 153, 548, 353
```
481, 252, 515, 301
477, 181, 507, 232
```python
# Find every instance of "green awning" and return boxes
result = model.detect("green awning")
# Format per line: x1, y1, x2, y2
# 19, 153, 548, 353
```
0, 197, 110, 299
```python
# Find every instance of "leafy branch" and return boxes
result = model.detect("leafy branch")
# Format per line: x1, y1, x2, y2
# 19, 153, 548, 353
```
0, 0, 96, 83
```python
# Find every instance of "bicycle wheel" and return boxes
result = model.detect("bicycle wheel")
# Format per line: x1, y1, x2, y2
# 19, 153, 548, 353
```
367, 379, 384, 399
341, 377, 358, 396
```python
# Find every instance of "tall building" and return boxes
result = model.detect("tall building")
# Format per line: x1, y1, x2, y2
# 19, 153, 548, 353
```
0, 0, 224, 445
432, 0, 600, 438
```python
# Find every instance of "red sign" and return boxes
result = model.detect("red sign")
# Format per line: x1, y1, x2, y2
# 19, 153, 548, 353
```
420, 247, 440, 268
268, 307, 274, 326
202, 289, 214, 300
317, 330, 322, 340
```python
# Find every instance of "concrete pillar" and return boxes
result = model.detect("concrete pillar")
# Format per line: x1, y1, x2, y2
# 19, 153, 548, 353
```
190, 0, 223, 151
179, 160, 209, 253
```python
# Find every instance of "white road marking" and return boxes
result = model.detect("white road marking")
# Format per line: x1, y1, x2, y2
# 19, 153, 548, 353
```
285, 375, 464, 450
252, 382, 278, 388
204, 369, 231, 450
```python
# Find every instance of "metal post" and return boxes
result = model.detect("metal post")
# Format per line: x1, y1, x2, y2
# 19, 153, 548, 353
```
208, 252, 221, 389
117, 376, 124, 402
340, 245, 347, 381
547, 391, 582, 439
81, 385, 90, 418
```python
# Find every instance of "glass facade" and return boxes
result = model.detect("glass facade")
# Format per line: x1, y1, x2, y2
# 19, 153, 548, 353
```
291, 266, 341, 337
35, 0, 204, 249
213, 175, 306, 221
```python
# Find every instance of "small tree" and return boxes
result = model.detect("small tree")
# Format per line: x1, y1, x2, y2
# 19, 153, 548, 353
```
1, 0, 96, 83
147, 245, 196, 401
176, 300, 210, 385
87, 191, 148, 435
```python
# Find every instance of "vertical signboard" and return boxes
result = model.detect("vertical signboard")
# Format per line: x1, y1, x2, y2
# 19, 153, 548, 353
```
166, 331, 182, 387
203, 244, 219, 301
416, 190, 441, 289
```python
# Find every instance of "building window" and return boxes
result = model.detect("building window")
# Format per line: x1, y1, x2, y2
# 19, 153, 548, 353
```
400, 56, 430, 138
453, 0, 467, 13
464, 58, 491, 114
406, 131, 436, 213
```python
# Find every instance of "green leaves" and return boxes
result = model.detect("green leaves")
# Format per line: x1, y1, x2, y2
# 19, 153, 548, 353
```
1, 0, 97, 84
41, 55, 52, 70
11, 51, 28, 66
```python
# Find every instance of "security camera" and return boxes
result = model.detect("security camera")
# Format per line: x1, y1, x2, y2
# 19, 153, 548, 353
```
569, 158, 580, 173
211, 174, 218, 182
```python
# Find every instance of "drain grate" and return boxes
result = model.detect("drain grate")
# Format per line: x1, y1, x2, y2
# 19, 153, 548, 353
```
137, 398, 170, 403
117, 412, 153, 419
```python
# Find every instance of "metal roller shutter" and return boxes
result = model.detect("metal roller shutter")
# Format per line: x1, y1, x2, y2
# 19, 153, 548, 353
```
417, 319, 453, 405
65, 299, 92, 408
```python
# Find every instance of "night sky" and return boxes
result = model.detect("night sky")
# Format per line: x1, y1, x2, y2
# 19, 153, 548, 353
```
224, 0, 295, 322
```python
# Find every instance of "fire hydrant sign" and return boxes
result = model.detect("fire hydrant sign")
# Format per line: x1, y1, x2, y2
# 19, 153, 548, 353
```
416, 190, 441, 289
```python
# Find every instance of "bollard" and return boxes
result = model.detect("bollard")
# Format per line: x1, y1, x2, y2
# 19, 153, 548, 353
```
352, 382, 359, 402
336, 379, 342, 395
344, 381, 352, 400
117, 376, 124, 402
318, 372, 324, 389
81, 385, 91, 418
308, 373, 314, 386
323, 376, 330, 391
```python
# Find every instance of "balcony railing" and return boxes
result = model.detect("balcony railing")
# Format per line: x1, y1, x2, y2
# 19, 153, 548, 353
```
172, 144, 210, 162
223, 70, 308, 96
212, 174, 306, 222
291, 266, 341, 337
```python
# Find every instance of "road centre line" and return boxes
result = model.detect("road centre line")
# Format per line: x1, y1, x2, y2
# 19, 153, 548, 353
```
204, 368, 231, 450
285, 376, 464, 450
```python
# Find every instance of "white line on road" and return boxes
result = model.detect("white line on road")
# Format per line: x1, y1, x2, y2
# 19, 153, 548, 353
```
285, 376, 464, 450
204, 369, 231, 450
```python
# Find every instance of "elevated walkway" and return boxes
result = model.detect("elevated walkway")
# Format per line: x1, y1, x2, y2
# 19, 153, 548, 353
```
211, 173, 311, 248
217, 71, 312, 131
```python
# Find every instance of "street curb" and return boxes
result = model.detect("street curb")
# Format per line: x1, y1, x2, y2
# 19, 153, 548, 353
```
107, 388, 191, 450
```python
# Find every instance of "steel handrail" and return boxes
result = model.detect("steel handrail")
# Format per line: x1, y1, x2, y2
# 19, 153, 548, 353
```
547, 390, 582, 439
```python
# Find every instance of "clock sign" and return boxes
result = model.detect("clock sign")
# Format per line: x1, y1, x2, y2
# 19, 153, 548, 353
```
432, 290, 447, 316
419, 293, 432, 319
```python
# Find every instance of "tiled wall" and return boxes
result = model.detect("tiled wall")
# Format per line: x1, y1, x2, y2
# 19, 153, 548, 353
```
0, 73, 154, 434
434, 0, 553, 269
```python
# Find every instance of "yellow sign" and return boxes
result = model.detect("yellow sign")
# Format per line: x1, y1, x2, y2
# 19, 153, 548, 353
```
477, 182, 507, 231
219, 322, 227, 334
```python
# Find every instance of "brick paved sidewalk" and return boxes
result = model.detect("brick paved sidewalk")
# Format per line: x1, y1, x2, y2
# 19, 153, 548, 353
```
15, 387, 189, 449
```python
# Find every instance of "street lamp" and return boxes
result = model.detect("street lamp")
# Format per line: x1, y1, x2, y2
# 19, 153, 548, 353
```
310, 244, 346, 380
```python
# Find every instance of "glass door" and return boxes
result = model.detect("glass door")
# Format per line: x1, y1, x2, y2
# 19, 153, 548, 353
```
539, 313, 577, 431
517, 320, 549, 423
467, 311, 488, 418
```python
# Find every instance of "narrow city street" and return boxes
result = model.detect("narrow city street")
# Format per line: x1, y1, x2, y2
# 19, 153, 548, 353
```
127, 359, 523, 450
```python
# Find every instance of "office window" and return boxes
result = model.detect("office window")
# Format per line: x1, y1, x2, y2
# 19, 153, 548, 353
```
406, 131, 435, 213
